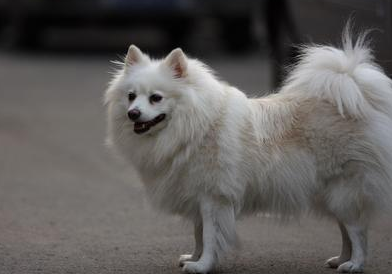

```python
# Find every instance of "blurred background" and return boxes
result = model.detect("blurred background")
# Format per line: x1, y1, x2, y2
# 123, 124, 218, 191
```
1, 0, 392, 83
1, 1, 392, 274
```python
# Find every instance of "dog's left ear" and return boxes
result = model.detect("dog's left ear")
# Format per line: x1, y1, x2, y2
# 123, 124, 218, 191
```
164, 48, 187, 78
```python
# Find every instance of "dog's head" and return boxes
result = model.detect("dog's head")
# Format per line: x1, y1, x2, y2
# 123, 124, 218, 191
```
107, 45, 193, 136
105, 44, 225, 159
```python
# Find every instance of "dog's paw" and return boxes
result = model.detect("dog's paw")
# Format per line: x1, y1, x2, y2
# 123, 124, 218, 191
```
182, 261, 211, 274
325, 256, 348, 268
179, 254, 196, 267
337, 261, 364, 273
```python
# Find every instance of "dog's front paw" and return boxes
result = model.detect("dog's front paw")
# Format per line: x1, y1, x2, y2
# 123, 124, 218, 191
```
337, 261, 364, 273
179, 254, 197, 267
325, 256, 348, 268
182, 261, 211, 274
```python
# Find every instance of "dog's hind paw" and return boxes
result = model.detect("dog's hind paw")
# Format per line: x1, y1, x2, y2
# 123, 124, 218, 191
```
182, 261, 211, 274
325, 256, 348, 268
337, 261, 364, 273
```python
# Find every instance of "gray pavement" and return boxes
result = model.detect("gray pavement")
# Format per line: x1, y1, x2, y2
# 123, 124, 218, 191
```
0, 51, 391, 274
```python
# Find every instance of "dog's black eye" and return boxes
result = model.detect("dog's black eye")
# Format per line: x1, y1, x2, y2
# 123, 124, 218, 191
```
128, 92, 136, 101
150, 94, 162, 103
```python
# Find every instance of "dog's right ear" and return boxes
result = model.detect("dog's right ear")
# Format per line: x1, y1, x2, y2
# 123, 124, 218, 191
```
125, 45, 149, 67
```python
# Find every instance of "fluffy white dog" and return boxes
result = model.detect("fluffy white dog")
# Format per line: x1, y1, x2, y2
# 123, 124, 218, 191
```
105, 31, 392, 273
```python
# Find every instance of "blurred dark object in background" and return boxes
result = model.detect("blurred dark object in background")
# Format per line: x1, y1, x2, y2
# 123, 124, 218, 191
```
0, 0, 392, 87
0, 0, 198, 51
264, 0, 300, 87
0, 0, 259, 54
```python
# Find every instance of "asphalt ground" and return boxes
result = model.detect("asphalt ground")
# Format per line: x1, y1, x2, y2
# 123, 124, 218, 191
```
0, 50, 391, 274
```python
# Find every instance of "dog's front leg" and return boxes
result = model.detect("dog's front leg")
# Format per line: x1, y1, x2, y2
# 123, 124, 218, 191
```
182, 196, 237, 274
179, 219, 203, 266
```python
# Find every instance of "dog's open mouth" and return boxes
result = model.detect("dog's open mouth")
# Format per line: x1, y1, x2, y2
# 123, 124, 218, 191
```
134, 114, 166, 134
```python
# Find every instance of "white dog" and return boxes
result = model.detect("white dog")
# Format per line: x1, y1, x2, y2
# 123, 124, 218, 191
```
105, 31, 392, 273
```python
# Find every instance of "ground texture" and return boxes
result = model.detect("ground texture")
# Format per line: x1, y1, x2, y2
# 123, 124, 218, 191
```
0, 52, 391, 274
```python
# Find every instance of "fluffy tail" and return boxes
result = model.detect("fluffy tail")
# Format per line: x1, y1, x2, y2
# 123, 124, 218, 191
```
282, 27, 392, 211
282, 28, 392, 118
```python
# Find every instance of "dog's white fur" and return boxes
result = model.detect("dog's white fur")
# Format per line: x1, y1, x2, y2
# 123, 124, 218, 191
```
105, 32, 392, 273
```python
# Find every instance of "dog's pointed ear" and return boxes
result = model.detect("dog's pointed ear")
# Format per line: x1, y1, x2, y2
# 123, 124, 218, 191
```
164, 48, 188, 78
125, 45, 148, 67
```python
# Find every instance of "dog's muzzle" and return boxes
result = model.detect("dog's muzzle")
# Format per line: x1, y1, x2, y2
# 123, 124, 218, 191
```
133, 114, 166, 134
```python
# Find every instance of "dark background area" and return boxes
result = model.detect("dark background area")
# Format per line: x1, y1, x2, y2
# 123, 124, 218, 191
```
0, 1, 391, 274
1, 0, 392, 83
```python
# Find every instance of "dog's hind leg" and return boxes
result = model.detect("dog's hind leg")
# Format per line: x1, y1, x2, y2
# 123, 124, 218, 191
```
336, 222, 367, 273
179, 219, 203, 266
324, 162, 371, 272
325, 221, 352, 268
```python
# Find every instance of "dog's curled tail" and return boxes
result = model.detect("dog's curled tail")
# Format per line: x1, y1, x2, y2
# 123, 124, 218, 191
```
283, 27, 392, 211
282, 28, 392, 118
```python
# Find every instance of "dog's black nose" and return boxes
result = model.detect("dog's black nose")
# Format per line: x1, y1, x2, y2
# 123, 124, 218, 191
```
127, 109, 141, 121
